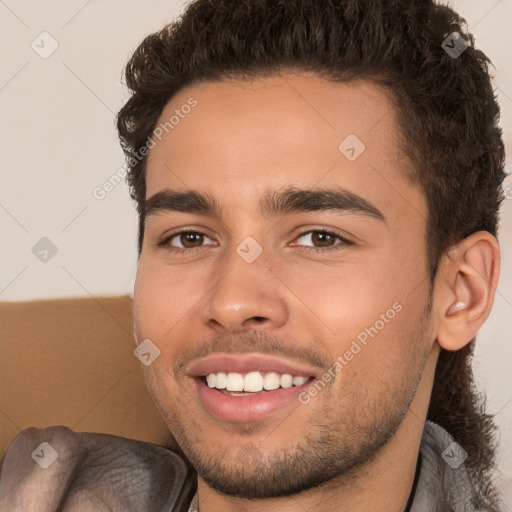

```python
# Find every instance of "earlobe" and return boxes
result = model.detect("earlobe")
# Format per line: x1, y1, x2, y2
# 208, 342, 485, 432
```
435, 231, 500, 351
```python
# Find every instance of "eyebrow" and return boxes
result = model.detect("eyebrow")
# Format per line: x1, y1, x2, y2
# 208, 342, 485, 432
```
144, 186, 386, 222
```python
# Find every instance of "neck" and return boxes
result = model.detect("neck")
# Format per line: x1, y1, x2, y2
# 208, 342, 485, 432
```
196, 348, 438, 512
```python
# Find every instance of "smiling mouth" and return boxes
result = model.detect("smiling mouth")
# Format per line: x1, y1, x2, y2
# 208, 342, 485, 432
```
202, 371, 313, 395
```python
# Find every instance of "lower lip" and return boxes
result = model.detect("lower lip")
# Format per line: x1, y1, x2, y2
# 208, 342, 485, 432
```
194, 378, 311, 422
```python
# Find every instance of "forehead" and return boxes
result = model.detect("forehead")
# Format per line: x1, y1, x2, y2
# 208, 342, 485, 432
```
145, 73, 426, 225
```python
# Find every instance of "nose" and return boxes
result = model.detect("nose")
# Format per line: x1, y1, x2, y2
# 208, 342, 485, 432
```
200, 253, 288, 334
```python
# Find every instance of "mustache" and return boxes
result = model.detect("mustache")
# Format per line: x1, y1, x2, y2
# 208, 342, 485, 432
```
174, 331, 332, 376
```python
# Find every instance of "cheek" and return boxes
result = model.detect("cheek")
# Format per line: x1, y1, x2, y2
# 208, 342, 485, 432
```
133, 260, 200, 338
280, 247, 429, 363
283, 257, 417, 331
133, 263, 163, 338
329, 300, 432, 418
134, 264, 186, 404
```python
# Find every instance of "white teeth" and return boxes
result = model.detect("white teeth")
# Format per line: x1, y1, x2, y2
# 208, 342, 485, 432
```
292, 376, 309, 386
207, 373, 216, 388
205, 371, 310, 393
280, 374, 293, 388
216, 372, 227, 389
263, 372, 280, 390
244, 372, 263, 392
226, 372, 244, 391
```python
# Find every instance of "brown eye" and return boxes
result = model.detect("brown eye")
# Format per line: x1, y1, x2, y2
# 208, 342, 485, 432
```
310, 231, 337, 247
159, 230, 215, 252
296, 230, 344, 248
293, 229, 354, 254
179, 232, 204, 248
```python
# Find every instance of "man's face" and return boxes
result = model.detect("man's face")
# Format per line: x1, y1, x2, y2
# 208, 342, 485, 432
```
134, 74, 437, 498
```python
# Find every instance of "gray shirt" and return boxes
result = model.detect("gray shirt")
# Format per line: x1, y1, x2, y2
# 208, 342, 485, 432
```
0, 421, 483, 511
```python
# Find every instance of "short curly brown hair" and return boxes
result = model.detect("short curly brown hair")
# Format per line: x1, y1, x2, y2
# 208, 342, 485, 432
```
117, 1, 506, 509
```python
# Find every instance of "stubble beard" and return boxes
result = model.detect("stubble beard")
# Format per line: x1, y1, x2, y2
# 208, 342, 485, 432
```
143, 296, 434, 499
171, 342, 431, 499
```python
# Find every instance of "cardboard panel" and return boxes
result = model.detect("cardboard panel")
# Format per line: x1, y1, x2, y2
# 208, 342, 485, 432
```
0, 295, 175, 457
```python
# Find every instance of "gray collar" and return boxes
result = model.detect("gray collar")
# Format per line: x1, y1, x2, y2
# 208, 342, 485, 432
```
410, 420, 481, 511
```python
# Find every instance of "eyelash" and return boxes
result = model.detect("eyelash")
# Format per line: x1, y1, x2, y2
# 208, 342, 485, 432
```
157, 229, 353, 255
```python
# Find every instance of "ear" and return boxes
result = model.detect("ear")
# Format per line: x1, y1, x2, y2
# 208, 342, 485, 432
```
434, 231, 500, 351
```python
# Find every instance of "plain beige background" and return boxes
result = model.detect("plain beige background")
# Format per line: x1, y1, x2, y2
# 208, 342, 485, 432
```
0, 0, 511, 506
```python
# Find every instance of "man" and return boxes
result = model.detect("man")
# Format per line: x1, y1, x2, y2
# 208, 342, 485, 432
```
0, 0, 506, 510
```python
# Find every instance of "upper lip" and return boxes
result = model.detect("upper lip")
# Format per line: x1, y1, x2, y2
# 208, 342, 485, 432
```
186, 353, 319, 378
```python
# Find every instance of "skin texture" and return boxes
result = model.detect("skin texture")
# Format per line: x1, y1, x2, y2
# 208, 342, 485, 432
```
133, 73, 499, 512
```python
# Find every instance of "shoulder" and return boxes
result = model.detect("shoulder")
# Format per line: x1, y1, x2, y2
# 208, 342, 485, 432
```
0, 426, 195, 511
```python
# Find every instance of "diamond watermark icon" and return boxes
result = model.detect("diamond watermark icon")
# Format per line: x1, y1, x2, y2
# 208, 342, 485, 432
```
441, 441, 468, 469
32, 237, 58, 263
442, 32, 468, 59
236, 236, 263, 263
31, 31, 59, 59
338, 134, 366, 162
134, 338, 161, 366
31, 442, 58, 469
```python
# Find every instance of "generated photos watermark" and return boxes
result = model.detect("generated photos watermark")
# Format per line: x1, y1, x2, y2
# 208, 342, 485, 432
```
93, 97, 198, 201
298, 301, 403, 404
